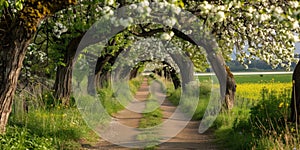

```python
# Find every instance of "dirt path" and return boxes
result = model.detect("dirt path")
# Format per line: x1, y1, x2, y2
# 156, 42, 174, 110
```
158, 99, 218, 149
83, 78, 218, 149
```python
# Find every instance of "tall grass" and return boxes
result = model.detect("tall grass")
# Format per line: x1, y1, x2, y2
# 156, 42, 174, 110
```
167, 80, 211, 120
2, 76, 144, 149
215, 83, 299, 149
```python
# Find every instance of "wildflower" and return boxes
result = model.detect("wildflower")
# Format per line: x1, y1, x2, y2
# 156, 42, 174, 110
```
291, 127, 296, 133
278, 102, 284, 108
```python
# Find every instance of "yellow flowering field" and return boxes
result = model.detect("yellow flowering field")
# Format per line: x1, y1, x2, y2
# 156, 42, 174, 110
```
236, 82, 292, 100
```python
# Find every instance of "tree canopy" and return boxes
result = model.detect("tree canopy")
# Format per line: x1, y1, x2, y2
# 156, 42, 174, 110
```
0, 0, 300, 133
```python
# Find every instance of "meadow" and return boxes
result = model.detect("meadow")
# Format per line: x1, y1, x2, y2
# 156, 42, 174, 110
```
196, 73, 299, 149
198, 74, 292, 83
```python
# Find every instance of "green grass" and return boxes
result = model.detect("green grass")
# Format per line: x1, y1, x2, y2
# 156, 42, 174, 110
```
198, 74, 292, 83
167, 81, 211, 120
138, 99, 163, 128
8, 107, 99, 149
1, 76, 145, 149
164, 74, 299, 149
214, 82, 300, 149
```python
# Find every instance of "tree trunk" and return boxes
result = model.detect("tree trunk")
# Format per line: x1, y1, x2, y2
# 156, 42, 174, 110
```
88, 54, 112, 92
291, 60, 300, 123
224, 65, 236, 110
95, 69, 111, 88
0, 0, 76, 134
53, 35, 82, 106
170, 69, 181, 89
0, 38, 30, 133
161, 61, 181, 89
129, 66, 139, 79
92, 48, 123, 89
169, 53, 194, 91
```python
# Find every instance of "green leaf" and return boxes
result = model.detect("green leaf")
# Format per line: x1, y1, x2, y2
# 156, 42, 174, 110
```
15, 1, 23, 10
4, 1, 8, 8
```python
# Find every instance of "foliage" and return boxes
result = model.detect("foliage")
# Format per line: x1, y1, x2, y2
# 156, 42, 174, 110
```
7, 106, 98, 149
97, 76, 143, 115
194, 0, 299, 69
249, 88, 291, 136
0, 126, 54, 150
215, 80, 299, 149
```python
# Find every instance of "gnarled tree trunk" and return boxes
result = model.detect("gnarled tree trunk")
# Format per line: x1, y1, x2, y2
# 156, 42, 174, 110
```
224, 65, 236, 110
0, 0, 77, 133
0, 34, 30, 133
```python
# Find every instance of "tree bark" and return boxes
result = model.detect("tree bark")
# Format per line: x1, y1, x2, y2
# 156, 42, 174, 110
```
53, 35, 83, 106
0, 0, 77, 133
169, 53, 194, 91
161, 61, 181, 89
170, 69, 181, 89
0, 36, 30, 134
224, 65, 236, 110
129, 66, 139, 79
291, 60, 300, 123
87, 54, 112, 92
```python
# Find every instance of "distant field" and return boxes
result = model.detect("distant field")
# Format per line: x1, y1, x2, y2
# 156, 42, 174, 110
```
197, 74, 292, 83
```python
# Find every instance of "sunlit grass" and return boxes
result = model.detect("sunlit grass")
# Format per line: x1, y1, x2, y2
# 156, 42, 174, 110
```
2, 76, 145, 149
215, 77, 300, 149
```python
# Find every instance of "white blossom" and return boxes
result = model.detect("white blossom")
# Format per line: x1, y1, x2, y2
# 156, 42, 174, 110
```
164, 17, 177, 27
248, 7, 255, 13
274, 7, 283, 14
171, 4, 181, 15
289, 1, 299, 8
140, 0, 149, 7
169, 31, 174, 37
161, 33, 172, 40
260, 14, 271, 21
145, 7, 152, 14
217, 5, 225, 11
107, 0, 114, 6
137, 6, 144, 13
216, 11, 225, 22
203, 1, 212, 10
293, 34, 299, 42
129, 4, 137, 10
292, 21, 299, 29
